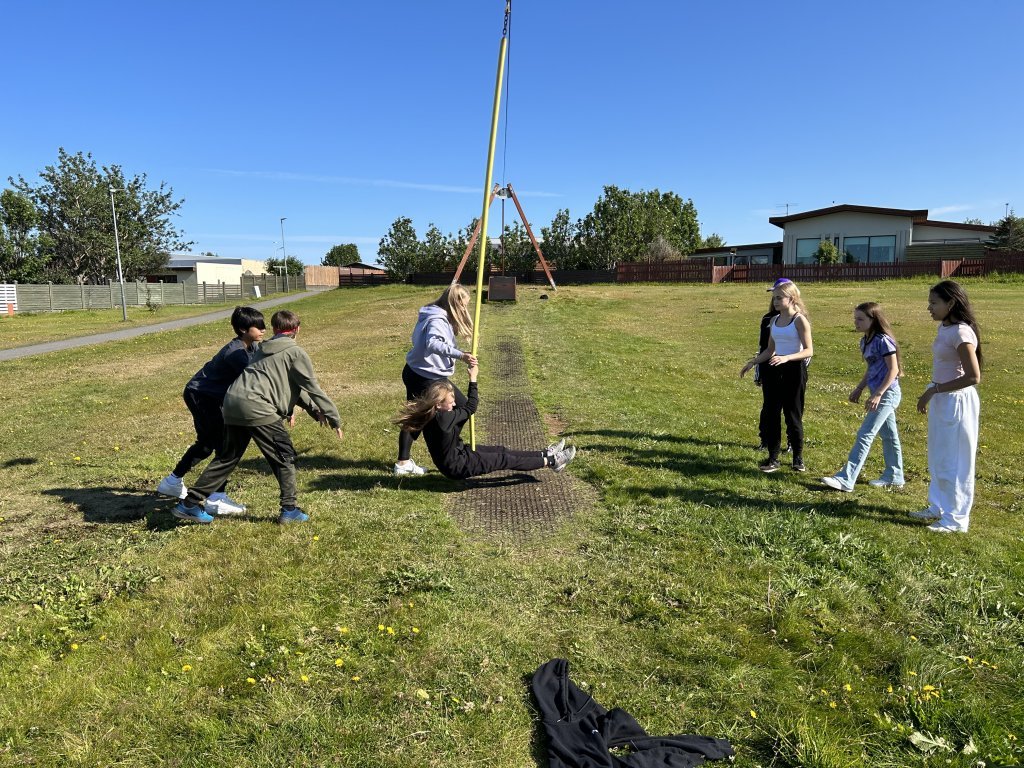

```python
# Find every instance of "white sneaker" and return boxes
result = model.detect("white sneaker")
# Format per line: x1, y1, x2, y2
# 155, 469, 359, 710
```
545, 438, 566, 458
157, 474, 187, 499
868, 478, 905, 489
206, 492, 246, 515
927, 522, 967, 534
820, 476, 852, 492
394, 461, 427, 476
909, 508, 941, 521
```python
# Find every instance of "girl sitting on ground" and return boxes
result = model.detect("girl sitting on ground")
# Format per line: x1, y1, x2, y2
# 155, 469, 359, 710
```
394, 361, 574, 480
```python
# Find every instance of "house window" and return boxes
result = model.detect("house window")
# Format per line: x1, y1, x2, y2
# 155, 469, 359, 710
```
843, 235, 896, 263
796, 238, 820, 264
751, 254, 770, 265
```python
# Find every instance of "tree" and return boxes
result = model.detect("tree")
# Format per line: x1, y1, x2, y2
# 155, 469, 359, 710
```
378, 217, 422, 280
989, 211, 1024, 253
540, 209, 579, 269
265, 255, 305, 276
963, 217, 986, 226
699, 232, 727, 250
322, 243, 360, 266
0, 189, 47, 282
498, 220, 539, 274
9, 148, 191, 283
575, 186, 701, 269
420, 224, 455, 272
813, 239, 842, 265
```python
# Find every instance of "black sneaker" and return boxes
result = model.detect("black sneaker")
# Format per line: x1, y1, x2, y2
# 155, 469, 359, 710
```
759, 459, 781, 473
792, 459, 806, 472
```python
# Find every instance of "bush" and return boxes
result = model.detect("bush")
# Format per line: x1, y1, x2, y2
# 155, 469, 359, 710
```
813, 240, 841, 265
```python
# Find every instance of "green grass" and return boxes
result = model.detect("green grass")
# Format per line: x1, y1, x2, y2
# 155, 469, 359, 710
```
1, 280, 1021, 767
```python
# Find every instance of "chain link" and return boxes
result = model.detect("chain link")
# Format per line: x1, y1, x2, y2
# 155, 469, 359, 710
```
502, 0, 510, 38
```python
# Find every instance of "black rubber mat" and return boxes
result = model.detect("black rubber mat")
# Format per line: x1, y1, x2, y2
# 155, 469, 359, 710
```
449, 334, 582, 538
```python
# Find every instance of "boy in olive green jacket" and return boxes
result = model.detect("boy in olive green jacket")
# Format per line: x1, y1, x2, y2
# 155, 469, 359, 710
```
173, 310, 343, 525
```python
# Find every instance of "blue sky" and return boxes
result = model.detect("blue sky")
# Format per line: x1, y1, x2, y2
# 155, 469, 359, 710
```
3, 0, 1021, 265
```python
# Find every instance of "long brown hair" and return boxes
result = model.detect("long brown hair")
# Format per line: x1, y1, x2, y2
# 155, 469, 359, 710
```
855, 301, 903, 376
394, 380, 454, 433
435, 284, 473, 338
930, 280, 983, 368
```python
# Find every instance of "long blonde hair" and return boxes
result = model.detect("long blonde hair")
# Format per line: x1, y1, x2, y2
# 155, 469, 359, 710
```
435, 284, 473, 338
776, 280, 809, 318
394, 380, 454, 433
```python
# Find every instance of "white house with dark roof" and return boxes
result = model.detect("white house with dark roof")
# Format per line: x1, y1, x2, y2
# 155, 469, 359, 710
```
767, 205, 996, 264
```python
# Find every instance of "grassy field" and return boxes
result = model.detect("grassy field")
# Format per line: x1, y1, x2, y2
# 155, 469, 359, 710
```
0, 279, 1021, 767
0, 293, 305, 351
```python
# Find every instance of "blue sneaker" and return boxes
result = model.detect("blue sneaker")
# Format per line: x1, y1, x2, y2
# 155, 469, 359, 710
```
172, 502, 214, 524
278, 507, 309, 524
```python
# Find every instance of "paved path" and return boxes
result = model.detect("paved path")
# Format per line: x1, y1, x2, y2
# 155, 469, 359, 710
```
0, 290, 326, 362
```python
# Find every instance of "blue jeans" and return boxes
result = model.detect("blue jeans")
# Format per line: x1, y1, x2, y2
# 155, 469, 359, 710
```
833, 387, 904, 489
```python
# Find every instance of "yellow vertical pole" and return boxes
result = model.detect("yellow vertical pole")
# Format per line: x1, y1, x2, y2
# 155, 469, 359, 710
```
469, 3, 509, 449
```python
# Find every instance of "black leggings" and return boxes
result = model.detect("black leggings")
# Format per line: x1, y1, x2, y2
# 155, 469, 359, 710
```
398, 365, 466, 461
173, 389, 228, 492
450, 445, 547, 480
760, 360, 807, 461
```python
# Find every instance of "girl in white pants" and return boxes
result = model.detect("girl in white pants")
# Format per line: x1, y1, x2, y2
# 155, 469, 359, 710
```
915, 281, 982, 533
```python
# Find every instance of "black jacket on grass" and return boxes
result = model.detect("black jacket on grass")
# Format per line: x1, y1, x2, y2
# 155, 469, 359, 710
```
531, 659, 735, 768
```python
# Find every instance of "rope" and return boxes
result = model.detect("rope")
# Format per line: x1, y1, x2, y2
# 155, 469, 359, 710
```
500, 0, 512, 188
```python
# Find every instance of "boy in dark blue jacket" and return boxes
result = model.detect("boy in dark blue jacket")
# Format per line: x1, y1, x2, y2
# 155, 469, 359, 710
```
156, 306, 265, 514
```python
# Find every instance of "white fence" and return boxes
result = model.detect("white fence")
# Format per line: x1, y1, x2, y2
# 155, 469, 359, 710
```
0, 283, 16, 312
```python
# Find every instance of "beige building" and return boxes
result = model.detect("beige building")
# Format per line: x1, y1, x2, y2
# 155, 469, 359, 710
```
149, 256, 270, 284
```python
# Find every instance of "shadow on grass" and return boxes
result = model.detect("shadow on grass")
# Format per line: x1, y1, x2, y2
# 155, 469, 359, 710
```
237, 454, 386, 474
572, 428, 756, 452
609, 482, 922, 528
42, 486, 179, 530
523, 671, 549, 768
3, 456, 38, 467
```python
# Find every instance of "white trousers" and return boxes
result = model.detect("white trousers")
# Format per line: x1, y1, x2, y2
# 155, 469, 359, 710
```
927, 387, 980, 531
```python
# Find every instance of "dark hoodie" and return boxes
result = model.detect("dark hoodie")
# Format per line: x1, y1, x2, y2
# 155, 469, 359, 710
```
422, 381, 478, 478
531, 659, 735, 768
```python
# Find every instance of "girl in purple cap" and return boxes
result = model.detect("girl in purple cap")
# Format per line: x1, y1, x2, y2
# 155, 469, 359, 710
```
741, 279, 813, 472
820, 302, 904, 493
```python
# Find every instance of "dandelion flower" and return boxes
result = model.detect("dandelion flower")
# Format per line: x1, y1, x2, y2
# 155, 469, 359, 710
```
182, 664, 192, 672
312, 535, 320, 541
829, 701, 837, 709
907, 671, 918, 676
301, 675, 309, 682
749, 710, 757, 719
415, 689, 429, 700
351, 676, 360, 682
412, 627, 420, 634
246, 677, 256, 684
378, 624, 385, 632
70, 643, 79, 651
386, 626, 395, 635
335, 658, 345, 667
843, 684, 852, 692
887, 685, 893, 693
74, 456, 81, 462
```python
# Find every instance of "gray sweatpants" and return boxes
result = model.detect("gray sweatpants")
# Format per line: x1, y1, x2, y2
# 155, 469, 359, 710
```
185, 420, 298, 509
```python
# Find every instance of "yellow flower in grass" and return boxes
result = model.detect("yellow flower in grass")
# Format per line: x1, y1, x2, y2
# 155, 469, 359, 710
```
749, 710, 757, 719
351, 675, 360, 682
378, 624, 385, 632
412, 627, 420, 634
70, 643, 79, 651
181, 664, 192, 672
829, 701, 837, 709
246, 677, 256, 685
336, 626, 349, 635
335, 658, 345, 667
415, 689, 429, 700
312, 535, 320, 541
301, 675, 309, 682
386, 626, 395, 635
843, 684, 852, 692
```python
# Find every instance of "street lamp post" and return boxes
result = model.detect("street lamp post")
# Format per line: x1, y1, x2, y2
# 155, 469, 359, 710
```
109, 186, 128, 321
279, 217, 289, 292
